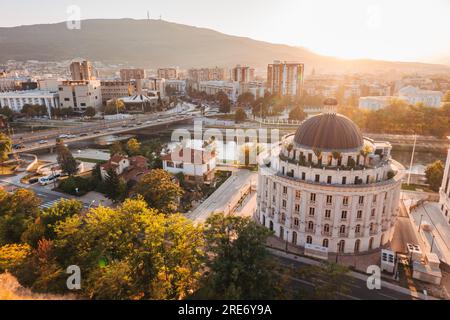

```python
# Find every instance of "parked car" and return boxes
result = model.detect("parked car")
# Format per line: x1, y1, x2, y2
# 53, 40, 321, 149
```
38, 140, 48, 144
38, 173, 61, 186
58, 134, 68, 139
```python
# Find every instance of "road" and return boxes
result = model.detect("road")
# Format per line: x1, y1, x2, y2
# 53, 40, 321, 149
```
272, 253, 417, 300
391, 202, 420, 253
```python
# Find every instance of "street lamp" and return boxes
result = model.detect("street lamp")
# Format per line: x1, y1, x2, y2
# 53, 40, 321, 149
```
88, 200, 96, 210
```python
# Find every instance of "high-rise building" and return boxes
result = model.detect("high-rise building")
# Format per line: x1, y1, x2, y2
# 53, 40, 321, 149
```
120, 69, 145, 81
188, 67, 227, 82
157, 68, 178, 80
70, 60, 95, 81
267, 60, 304, 97
231, 65, 254, 83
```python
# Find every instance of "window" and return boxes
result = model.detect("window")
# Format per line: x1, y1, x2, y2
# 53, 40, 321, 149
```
282, 199, 287, 208
292, 231, 297, 244
359, 196, 364, 205
283, 186, 287, 194
295, 190, 301, 199
343, 196, 349, 206
341, 211, 347, 220
339, 225, 346, 234
371, 208, 376, 217
306, 236, 312, 244
301, 172, 306, 180
373, 195, 377, 203
64, 98, 70, 101
369, 223, 374, 231
273, 182, 276, 190
309, 207, 315, 216
327, 176, 332, 184
326, 195, 332, 204
323, 238, 329, 248
325, 209, 331, 218
338, 240, 345, 253
294, 203, 300, 213
310, 193, 316, 202
80, 103, 86, 107
354, 239, 360, 252
369, 237, 374, 250
323, 224, 330, 233
355, 224, 361, 234
294, 218, 299, 226
342, 176, 347, 185
307, 221, 314, 231
315, 174, 320, 182
357, 210, 362, 219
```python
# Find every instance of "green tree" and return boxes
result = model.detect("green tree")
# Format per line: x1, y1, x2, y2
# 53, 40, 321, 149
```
216, 91, 231, 113
425, 160, 444, 192
237, 92, 255, 107
234, 108, 247, 123
56, 142, 78, 176
126, 138, 141, 156
104, 168, 126, 202
289, 106, 307, 121
0, 133, 12, 163
84, 106, 96, 118
105, 99, 125, 115
110, 141, 124, 156
199, 213, 291, 299
298, 263, 351, 299
133, 169, 183, 213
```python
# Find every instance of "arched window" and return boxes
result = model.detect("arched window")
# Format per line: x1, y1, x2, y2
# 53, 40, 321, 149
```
294, 217, 299, 226
269, 220, 273, 231
323, 224, 330, 233
338, 240, 345, 253
262, 215, 266, 226
369, 223, 374, 231
354, 239, 360, 253
369, 237, 374, 250
308, 221, 314, 231
355, 224, 361, 234
292, 231, 297, 244
280, 226, 284, 240
322, 238, 329, 248
306, 235, 312, 244
339, 225, 346, 234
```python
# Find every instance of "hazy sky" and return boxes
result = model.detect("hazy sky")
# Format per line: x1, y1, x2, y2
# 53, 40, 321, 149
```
1, 0, 449, 63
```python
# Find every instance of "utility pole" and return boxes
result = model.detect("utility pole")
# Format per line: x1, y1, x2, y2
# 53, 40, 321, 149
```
407, 133, 417, 185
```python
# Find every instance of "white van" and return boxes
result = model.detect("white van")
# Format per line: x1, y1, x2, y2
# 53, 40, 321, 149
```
39, 173, 61, 186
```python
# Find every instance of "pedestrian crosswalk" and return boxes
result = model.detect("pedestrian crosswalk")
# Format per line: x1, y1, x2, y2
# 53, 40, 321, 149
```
39, 199, 60, 210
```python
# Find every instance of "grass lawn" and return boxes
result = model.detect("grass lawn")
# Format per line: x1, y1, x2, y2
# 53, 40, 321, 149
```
401, 183, 434, 193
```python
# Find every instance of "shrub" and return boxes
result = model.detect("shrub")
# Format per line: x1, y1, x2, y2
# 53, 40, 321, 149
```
58, 176, 93, 196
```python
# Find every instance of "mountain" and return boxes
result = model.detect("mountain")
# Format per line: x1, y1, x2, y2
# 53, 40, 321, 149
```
0, 18, 448, 74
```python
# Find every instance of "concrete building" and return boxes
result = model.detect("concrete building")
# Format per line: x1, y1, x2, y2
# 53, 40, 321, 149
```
439, 137, 450, 224
398, 86, 443, 107
58, 80, 102, 111
231, 65, 255, 83
359, 96, 394, 111
239, 81, 265, 99
0, 90, 59, 116
256, 98, 404, 254
198, 81, 239, 102
70, 60, 95, 81
157, 68, 178, 80
144, 77, 166, 97
100, 80, 136, 104
267, 60, 304, 97
37, 79, 62, 92
188, 67, 227, 82
120, 68, 145, 81
165, 79, 187, 95
162, 147, 217, 184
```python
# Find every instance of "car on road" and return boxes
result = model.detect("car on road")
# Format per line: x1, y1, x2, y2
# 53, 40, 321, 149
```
66, 134, 77, 138
157, 119, 163, 122
38, 140, 48, 144
28, 177, 39, 184
12, 144, 25, 149
58, 134, 68, 139
79, 133, 88, 137
93, 131, 101, 134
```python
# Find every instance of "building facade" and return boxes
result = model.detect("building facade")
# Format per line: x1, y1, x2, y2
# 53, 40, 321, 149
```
267, 60, 304, 97
359, 96, 393, 111
100, 80, 136, 104
157, 68, 178, 80
439, 137, 450, 225
0, 90, 59, 115
165, 79, 187, 95
188, 67, 227, 82
198, 81, 239, 102
231, 65, 255, 83
70, 60, 95, 81
256, 99, 404, 254
398, 86, 443, 107
58, 80, 102, 111
120, 68, 145, 81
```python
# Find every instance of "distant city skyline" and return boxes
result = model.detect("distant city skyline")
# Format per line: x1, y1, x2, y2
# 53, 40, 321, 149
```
1, 0, 449, 64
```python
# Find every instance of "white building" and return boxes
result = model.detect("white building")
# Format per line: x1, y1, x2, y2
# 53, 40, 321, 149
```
398, 86, 443, 108
359, 96, 393, 111
144, 77, 166, 97
239, 81, 265, 100
198, 81, 239, 102
58, 80, 102, 111
439, 137, 450, 224
256, 98, 404, 254
0, 90, 59, 115
162, 147, 217, 184
165, 79, 186, 95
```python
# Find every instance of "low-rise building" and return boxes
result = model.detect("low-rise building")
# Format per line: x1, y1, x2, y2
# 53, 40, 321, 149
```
58, 80, 102, 111
100, 80, 136, 104
165, 79, 186, 95
162, 147, 216, 184
0, 89, 59, 115
398, 86, 443, 107
239, 81, 265, 99
157, 68, 178, 80
359, 96, 394, 111
198, 81, 239, 102
120, 68, 145, 81
100, 154, 149, 182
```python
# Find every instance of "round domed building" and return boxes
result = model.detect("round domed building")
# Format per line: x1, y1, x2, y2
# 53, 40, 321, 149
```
256, 99, 405, 254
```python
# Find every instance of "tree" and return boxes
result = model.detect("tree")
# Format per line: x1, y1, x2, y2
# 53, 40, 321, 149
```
216, 91, 231, 113
110, 141, 124, 156
0, 106, 14, 121
56, 142, 77, 176
0, 133, 12, 163
126, 138, 141, 156
105, 99, 125, 115
104, 168, 126, 202
443, 90, 450, 103
199, 213, 291, 299
234, 108, 247, 123
84, 106, 96, 118
237, 92, 255, 107
0, 243, 31, 272
289, 106, 307, 121
298, 262, 351, 299
425, 160, 444, 192
133, 169, 183, 213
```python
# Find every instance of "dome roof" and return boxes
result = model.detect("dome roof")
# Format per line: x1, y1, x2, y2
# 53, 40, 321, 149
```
293, 113, 364, 151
